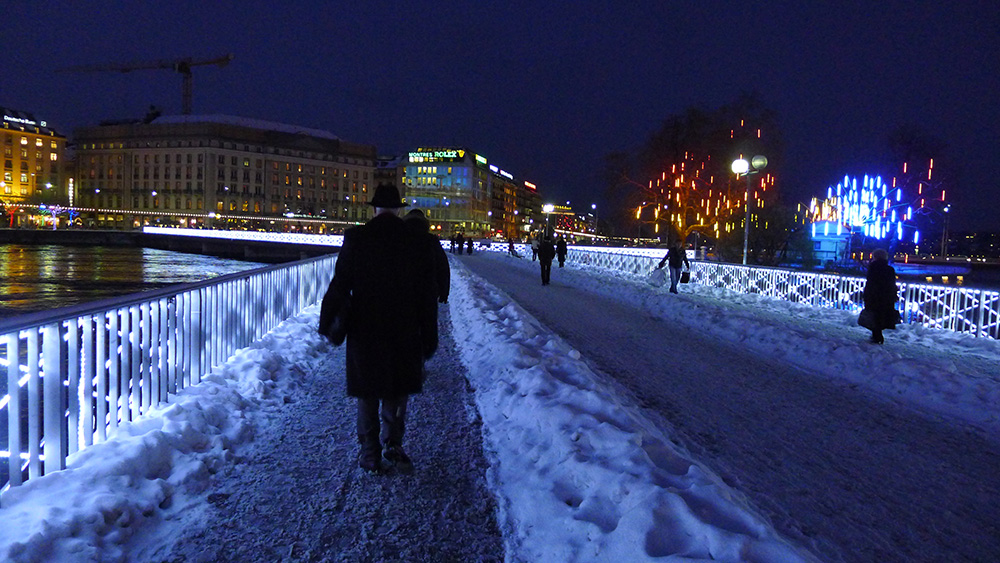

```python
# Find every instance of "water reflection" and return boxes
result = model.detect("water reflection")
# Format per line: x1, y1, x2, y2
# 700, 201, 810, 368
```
0, 244, 266, 316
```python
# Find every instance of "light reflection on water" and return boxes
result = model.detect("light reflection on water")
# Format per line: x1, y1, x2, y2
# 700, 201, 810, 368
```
0, 244, 266, 317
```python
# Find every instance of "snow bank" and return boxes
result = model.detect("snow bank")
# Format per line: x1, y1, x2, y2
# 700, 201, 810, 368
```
448, 263, 816, 562
0, 312, 329, 563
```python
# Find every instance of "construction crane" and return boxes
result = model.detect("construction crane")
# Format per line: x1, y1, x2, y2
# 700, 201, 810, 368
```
60, 54, 234, 115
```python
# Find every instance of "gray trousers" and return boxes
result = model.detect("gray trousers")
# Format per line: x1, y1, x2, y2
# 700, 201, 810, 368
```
669, 266, 682, 291
357, 395, 408, 449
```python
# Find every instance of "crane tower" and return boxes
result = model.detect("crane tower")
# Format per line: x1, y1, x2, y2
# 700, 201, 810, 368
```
60, 54, 234, 115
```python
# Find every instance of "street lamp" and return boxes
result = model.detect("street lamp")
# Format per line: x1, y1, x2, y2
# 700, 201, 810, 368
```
941, 204, 951, 256
732, 155, 768, 265
542, 203, 554, 237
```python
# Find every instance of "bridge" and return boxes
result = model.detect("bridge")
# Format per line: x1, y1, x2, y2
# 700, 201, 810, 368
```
2, 229, 1000, 560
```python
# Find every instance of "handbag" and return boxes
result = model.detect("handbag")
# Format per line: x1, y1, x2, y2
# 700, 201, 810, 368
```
680, 270, 691, 284
319, 289, 351, 346
323, 298, 350, 345
647, 268, 667, 287
857, 308, 875, 330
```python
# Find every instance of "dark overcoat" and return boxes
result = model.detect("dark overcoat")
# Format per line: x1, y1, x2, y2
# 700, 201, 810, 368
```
319, 213, 437, 398
863, 258, 899, 330
403, 213, 451, 302
538, 239, 556, 264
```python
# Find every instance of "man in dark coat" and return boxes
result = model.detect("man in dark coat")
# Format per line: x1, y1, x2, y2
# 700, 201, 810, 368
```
863, 248, 899, 344
556, 235, 568, 267
538, 235, 556, 285
403, 208, 450, 303
658, 240, 691, 294
318, 184, 437, 473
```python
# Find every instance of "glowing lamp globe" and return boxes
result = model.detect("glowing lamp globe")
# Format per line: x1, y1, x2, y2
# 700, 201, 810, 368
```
731, 159, 749, 174
751, 155, 768, 170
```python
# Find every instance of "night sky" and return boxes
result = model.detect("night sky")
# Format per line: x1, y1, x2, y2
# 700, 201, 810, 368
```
4, 1, 998, 230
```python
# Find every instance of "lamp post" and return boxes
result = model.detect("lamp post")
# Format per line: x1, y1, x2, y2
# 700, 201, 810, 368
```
732, 155, 768, 265
542, 203, 554, 237
940, 204, 950, 256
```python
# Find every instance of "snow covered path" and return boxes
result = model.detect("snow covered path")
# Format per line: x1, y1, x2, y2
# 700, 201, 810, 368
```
139, 307, 505, 563
459, 251, 1000, 563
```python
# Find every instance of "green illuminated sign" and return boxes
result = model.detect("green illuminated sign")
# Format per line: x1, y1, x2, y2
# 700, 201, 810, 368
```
408, 149, 466, 163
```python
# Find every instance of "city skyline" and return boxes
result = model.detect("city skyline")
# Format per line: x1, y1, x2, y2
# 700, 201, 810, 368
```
3, 1, 998, 230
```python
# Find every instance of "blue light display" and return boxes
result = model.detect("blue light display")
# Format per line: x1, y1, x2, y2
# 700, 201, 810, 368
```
812, 174, 934, 244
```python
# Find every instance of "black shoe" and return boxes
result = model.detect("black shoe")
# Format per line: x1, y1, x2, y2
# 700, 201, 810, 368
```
359, 448, 382, 474
382, 444, 414, 473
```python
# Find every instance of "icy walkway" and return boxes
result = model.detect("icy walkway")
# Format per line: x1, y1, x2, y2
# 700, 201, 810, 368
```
459, 251, 1000, 563
147, 306, 505, 562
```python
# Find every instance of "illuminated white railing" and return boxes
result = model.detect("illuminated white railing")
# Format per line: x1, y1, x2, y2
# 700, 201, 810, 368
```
482, 244, 1000, 340
1, 254, 337, 496
142, 225, 344, 247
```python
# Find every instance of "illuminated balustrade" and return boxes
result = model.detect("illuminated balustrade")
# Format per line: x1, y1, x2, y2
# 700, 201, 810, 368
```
481, 244, 1000, 341
1, 255, 336, 496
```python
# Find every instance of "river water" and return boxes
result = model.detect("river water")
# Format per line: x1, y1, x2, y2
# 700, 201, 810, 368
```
0, 244, 267, 318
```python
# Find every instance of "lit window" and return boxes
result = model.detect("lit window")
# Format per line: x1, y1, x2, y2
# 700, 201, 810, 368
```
50, 153, 58, 161
20, 137, 27, 145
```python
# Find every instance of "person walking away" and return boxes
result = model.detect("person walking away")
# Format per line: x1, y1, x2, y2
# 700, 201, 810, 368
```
508, 239, 520, 257
657, 240, 691, 294
538, 235, 556, 285
556, 235, 568, 267
531, 234, 540, 261
403, 209, 450, 304
319, 184, 438, 474
863, 248, 899, 344
466, 237, 474, 255
455, 232, 465, 255
449, 234, 456, 254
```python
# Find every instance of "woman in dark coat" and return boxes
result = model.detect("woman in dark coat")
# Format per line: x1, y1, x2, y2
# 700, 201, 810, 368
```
556, 235, 568, 267
863, 248, 899, 344
403, 208, 450, 304
538, 236, 556, 285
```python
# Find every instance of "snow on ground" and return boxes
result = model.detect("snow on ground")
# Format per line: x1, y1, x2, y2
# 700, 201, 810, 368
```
548, 252, 1000, 438
2, 248, 998, 562
448, 261, 816, 562
459, 250, 1000, 562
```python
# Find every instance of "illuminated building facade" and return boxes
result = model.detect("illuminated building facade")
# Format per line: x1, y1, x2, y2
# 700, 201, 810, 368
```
72, 115, 376, 230
401, 147, 541, 239
1, 107, 67, 219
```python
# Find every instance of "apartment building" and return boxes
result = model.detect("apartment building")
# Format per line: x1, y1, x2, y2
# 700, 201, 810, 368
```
1, 107, 67, 213
72, 115, 376, 231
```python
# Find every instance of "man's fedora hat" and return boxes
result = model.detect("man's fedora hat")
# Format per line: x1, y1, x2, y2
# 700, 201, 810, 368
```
369, 184, 408, 208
